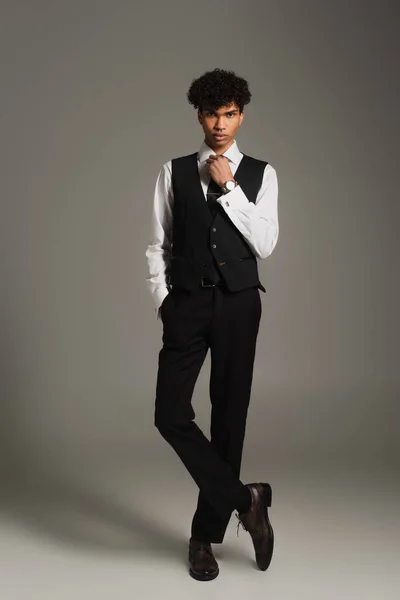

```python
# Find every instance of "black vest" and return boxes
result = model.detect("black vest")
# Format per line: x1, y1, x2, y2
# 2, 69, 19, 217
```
167, 152, 267, 293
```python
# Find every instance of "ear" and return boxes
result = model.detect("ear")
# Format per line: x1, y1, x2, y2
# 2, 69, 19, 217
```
239, 110, 245, 125
198, 110, 203, 125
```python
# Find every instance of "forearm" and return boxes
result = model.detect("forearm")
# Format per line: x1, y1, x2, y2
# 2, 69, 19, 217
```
145, 244, 171, 317
217, 164, 279, 259
145, 162, 173, 318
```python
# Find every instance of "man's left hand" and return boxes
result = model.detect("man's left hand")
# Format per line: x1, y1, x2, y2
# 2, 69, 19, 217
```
206, 155, 234, 188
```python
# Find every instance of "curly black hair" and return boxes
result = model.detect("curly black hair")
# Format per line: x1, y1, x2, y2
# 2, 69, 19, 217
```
187, 68, 251, 113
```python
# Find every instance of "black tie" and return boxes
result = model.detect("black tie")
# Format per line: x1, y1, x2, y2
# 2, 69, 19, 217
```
206, 178, 222, 218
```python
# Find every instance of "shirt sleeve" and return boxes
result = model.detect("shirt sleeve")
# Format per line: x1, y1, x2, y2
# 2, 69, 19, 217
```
217, 164, 279, 259
145, 161, 173, 319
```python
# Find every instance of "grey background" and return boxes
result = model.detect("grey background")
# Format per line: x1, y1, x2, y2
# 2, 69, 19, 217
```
0, 1, 399, 598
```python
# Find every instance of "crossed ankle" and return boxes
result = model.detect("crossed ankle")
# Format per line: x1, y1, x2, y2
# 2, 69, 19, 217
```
235, 485, 252, 514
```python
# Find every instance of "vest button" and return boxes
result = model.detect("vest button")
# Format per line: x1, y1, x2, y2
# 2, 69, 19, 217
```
212, 244, 217, 249
212, 227, 216, 232
202, 262, 206, 267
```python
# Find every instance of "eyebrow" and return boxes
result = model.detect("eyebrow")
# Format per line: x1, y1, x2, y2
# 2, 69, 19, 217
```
206, 108, 239, 115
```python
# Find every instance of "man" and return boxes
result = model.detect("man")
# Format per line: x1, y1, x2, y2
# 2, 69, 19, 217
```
145, 68, 279, 581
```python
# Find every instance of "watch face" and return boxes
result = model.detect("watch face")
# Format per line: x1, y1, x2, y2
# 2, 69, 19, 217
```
225, 180, 236, 190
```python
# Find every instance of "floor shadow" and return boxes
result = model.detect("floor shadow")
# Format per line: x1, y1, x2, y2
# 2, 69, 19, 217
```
2, 473, 187, 564
0, 285, 186, 565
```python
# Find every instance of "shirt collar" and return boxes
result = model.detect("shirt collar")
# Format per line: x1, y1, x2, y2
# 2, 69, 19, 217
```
198, 139, 242, 166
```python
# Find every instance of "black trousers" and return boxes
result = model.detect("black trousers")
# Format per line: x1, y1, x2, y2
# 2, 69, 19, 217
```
154, 284, 262, 543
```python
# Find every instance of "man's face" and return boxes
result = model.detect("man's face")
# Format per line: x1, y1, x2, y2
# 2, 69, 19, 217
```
198, 102, 244, 152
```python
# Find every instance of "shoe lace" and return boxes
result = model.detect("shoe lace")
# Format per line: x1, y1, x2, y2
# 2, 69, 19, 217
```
235, 512, 247, 537
193, 542, 213, 556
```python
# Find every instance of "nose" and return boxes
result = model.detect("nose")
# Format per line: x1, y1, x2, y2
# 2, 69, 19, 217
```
214, 117, 226, 131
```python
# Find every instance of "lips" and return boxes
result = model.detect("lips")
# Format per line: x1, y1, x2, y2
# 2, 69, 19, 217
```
213, 134, 226, 140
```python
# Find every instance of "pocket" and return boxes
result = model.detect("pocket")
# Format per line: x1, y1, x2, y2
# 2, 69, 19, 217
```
254, 286, 262, 314
160, 291, 173, 319
160, 292, 170, 310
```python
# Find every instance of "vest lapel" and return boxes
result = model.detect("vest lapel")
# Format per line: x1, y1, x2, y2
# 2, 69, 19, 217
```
231, 155, 247, 194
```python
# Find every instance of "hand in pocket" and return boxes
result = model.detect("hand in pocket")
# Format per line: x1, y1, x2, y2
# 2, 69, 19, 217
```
160, 291, 172, 320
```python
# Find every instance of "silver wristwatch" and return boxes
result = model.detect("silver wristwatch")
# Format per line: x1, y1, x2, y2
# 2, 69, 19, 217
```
221, 179, 237, 194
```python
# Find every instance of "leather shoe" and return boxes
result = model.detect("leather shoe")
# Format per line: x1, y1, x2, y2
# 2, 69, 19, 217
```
188, 537, 219, 581
236, 482, 274, 571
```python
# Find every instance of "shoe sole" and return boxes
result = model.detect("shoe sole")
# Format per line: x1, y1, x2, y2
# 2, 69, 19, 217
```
246, 482, 274, 571
189, 566, 219, 581
260, 482, 274, 570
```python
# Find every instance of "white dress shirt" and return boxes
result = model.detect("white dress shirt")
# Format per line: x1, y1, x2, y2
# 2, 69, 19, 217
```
145, 139, 279, 319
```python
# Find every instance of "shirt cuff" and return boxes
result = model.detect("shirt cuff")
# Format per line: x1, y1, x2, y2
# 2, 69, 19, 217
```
154, 286, 169, 318
217, 185, 249, 210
